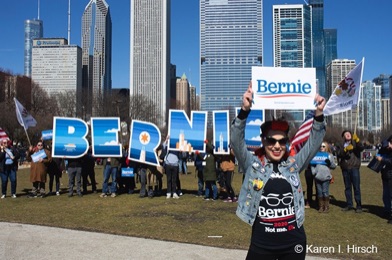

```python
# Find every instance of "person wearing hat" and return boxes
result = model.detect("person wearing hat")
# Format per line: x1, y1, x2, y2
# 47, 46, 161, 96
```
336, 129, 364, 213
375, 135, 392, 224
0, 139, 20, 199
230, 83, 326, 260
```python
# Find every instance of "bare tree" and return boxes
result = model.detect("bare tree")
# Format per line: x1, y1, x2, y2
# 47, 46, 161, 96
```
56, 91, 77, 117
129, 93, 162, 126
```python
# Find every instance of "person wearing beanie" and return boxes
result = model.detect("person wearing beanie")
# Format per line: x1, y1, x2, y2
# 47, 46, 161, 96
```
230, 82, 326, 260
337, 129, 364, 213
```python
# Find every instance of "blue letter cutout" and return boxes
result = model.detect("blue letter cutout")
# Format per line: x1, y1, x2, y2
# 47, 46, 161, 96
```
213, 111, 230, 154
128, 120, 161, 166
91, 117, 122, 157
235, 108, 264, 152
168, 110, 207, 152
52, 117, 89, 158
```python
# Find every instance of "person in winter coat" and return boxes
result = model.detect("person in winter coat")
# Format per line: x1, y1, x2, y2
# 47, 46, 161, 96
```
203, 140, 218, 200
26, 140, 52, 197
231, 82, 326, 260
310, 141, 336, 213
336, 130, 364, 213
376, 135, 392, 224
0, 139, 20, 198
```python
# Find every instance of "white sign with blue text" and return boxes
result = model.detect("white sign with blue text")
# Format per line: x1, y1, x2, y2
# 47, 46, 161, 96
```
252, 66, 317, 110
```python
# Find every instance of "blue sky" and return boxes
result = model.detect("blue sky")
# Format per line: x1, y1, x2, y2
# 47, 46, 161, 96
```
0, 0, 391, 94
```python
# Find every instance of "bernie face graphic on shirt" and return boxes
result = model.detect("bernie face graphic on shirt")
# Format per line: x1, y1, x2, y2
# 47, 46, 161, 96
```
258, 173, 296, 233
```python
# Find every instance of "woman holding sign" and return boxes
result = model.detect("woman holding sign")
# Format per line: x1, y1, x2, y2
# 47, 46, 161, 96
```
231, 83, 326, 260
27, 140, 52, 198
310, 142, 336, 213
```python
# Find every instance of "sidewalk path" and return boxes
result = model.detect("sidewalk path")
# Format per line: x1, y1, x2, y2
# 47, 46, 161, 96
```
0, 222, 333, 260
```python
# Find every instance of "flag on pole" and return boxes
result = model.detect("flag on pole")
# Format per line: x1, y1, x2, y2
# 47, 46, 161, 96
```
323, 58, 365, 116
0, 127, 10, 142
289, 110, 315, 155
14, 98, 37, 129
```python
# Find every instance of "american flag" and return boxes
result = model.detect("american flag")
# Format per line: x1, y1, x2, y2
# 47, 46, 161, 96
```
0, 127, 10, 142
289, 110, 315, 155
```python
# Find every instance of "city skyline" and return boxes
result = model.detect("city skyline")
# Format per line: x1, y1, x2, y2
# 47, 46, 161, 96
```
0, 0, 391, 94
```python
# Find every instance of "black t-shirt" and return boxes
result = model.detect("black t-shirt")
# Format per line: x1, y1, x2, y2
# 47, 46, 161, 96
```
251, 164, 306, 252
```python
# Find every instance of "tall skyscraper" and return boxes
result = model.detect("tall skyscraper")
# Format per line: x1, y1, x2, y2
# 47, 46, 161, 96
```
24, 19, 43, 77
273, 4, 312, 68
309, 0, 326, 97
82, 0, 112, 117
273, 4, 312, 123
130, 0, 171, 127
326, 59, 356, 129
373, 74, 391, 130
373, 74, 391, 99
189, 85, 197, 111
31, 38, 82, 113
176, 73, 190, 116
200, 0, 262, 119
323, 28, 337, 70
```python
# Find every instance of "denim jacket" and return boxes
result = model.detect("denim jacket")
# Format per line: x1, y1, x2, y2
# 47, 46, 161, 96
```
230, 115, 326, 228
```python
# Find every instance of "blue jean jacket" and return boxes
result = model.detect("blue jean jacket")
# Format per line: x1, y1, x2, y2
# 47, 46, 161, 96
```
230, 116, 326, 228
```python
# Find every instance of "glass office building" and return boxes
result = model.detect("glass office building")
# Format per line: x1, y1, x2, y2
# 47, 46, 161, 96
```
373, 74, 391, 99
273, 4, 312, 124
309, 0, 326, 97
358, 81, 382, 133
200, 0, 263, 118
24, 19, 43, 77
273, 4, 312, 68
82, 0, 112, 117
324, 28, 337, 70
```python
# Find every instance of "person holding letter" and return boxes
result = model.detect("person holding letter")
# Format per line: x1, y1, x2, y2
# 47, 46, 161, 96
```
230, 82, 326, 260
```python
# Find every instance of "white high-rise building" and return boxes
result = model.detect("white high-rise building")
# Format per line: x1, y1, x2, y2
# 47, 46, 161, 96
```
31, 38, 82, 109
130, 0, 170, 127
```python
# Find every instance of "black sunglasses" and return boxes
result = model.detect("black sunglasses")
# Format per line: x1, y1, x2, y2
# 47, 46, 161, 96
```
321, 145, 326, 148
264, 136, 289, 146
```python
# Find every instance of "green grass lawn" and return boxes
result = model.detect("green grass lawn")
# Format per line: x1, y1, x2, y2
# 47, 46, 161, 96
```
0, 164, 391, 259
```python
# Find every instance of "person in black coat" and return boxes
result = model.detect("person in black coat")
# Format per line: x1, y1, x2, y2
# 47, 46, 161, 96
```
376, 135, 392, 224
0, 140, 20, 198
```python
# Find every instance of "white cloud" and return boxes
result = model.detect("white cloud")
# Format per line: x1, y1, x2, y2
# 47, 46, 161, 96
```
247, 119, 263, 126
104, 128, 118, 133
250, 136, 261, 141
103, 140, 118, 145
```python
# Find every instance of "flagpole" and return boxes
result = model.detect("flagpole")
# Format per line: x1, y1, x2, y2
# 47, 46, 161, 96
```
353, 58, 365, 135
23, 126, 32, 147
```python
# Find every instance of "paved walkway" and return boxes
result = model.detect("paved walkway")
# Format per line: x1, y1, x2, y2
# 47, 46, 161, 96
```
0, 222, 334, 260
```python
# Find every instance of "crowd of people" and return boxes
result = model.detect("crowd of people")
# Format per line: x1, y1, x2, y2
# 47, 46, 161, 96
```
1, 86, 392, 259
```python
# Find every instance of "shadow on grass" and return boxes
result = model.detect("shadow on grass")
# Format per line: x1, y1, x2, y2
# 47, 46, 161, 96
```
329, 195, 388, 220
